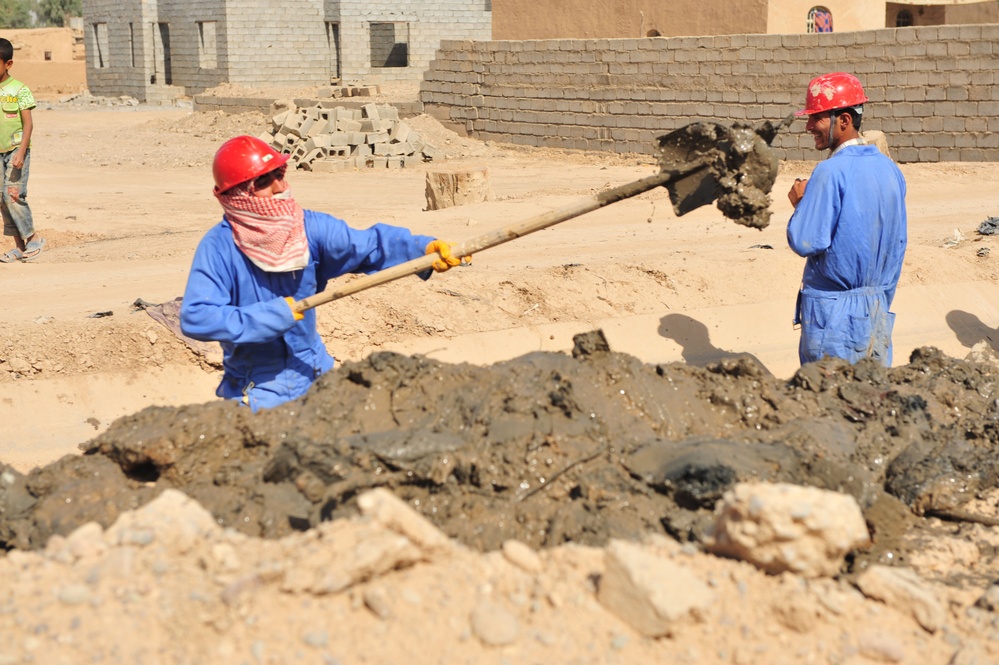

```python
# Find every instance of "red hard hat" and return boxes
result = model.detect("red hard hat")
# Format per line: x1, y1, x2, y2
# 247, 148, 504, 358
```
796, 72, 868, 117
212, 135, 289, 194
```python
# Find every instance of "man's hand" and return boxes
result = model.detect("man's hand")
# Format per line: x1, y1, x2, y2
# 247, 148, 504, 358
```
425, 240, 471, 272
788, 178, 808, 208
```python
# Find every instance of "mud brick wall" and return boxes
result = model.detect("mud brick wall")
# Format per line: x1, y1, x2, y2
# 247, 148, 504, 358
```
420, 24, 999, 162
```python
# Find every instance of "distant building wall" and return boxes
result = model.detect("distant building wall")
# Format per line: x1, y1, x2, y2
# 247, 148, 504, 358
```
336, 0, 492, 82
221, 0, 329, 88
81, 0, 154, 100
421, 24, 999, 162
493, 0, 999, 39
767, 0, 887, 34
83, 0, 490, 102
492, 0, 768, 40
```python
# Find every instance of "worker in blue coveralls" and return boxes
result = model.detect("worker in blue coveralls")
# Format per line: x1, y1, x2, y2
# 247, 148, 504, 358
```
786, 72, 907, 367
181, 135, 467, 411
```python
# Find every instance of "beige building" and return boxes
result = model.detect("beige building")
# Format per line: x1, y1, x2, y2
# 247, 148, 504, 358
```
492, 0, 998, 40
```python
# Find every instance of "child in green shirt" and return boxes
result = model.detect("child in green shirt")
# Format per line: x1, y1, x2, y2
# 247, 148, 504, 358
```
0, 37, 43, 263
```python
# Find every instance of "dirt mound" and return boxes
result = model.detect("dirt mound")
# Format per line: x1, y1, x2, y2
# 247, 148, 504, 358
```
4, 333, 997, 583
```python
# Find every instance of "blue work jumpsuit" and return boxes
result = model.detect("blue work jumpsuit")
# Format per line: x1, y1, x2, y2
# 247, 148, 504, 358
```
181, 211, 434, 411
787, 144, 907, 366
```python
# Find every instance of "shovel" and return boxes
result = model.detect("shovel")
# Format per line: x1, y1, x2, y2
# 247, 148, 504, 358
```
291, 115, 793, 316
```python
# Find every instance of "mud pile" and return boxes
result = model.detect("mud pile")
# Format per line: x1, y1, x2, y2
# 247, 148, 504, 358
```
2, 332, 997, 572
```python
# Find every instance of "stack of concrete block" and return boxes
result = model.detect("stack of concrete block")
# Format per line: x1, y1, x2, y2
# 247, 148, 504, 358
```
315, 84, 380, 99
260, 102, 441, 172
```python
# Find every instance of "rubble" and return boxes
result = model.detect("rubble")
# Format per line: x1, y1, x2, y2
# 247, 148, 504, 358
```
261, 102, 440, 172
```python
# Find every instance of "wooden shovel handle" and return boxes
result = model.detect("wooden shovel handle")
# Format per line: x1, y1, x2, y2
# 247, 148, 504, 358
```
291, 169, 679, 315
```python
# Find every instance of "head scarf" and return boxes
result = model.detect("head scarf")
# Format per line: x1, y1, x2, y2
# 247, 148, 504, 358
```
215, 177, 309, 272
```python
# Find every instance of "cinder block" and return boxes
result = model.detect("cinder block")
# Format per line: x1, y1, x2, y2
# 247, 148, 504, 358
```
327, 133, 349, 146
362, 103, 381, 120
307, 120, 330, 137
271, 110, 289, 129
391, 121, 412, 143
311, 159, 350, 173
366, 132, 390, 144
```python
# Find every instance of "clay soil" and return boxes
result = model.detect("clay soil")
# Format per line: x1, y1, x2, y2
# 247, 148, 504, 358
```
3, 45, 999, 664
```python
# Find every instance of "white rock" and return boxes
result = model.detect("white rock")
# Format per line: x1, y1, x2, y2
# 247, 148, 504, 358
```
356, 488, 453, 555
470, 601, 519, 646
855, 565, 945, 633
501, 540, 542, 573
104, 489, 218, 554
703, 482, 870, 578
597, 539, 716, 637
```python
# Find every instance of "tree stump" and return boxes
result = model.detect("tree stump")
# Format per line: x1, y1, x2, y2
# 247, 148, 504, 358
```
424, 166, 493, 210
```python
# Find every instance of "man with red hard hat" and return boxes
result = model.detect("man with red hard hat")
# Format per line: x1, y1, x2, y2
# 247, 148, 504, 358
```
181, 135, 466, 411
786, 72, 907, 367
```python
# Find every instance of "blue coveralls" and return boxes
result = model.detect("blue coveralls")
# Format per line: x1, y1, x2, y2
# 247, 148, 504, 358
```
181, 211, 435, 411
787, 144, 907, 366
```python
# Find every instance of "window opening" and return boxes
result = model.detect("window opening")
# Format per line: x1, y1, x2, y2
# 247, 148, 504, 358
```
93, 23, 108, 68
895, 9, 913, 27
152, 22, 172, 84
327, 22, 341, 82
128, 23, 135, 67
198, 21, 218, 69
807, 7, 833, 33
370, 22, 409, 68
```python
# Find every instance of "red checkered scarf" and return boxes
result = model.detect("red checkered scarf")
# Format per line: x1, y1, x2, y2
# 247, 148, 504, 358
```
215, 182, 309, 272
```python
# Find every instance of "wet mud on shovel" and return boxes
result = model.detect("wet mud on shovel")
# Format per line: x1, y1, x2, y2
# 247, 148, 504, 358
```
292, 115, 794, 316
658, 114, 794, 221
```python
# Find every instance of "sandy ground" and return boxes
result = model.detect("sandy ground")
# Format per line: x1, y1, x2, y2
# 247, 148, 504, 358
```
4, 36, 999, 664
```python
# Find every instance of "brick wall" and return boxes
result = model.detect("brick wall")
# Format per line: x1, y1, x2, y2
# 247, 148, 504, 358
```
82, 0, 154, 100
335, 0, 491, 82
420, 25, 999, 162
83, 0, 491, 102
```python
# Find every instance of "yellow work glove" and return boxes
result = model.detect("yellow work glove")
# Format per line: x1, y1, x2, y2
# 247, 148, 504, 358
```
284, 296, 305, 321
425, 240, 471, 272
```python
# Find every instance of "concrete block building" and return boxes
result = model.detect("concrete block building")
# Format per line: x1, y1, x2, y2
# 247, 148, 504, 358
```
493, 0, 999, 40
82, 0, 491, 102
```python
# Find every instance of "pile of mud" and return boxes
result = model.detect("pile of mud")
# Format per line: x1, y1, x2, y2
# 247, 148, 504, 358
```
3, 332, 997, 572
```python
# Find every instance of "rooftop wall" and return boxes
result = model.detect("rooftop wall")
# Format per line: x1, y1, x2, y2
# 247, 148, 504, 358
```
420, 25, 999, 162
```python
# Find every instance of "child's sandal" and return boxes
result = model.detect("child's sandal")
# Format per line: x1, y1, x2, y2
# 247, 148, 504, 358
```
0, 247, 25, 263
21, 238, 45, 261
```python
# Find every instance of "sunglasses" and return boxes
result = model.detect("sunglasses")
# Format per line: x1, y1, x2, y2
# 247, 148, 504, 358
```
253, 166, 287, 190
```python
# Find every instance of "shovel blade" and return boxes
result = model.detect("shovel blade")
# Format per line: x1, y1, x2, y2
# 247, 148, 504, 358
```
656, 122, 732, 216
655, 120, 782, 228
